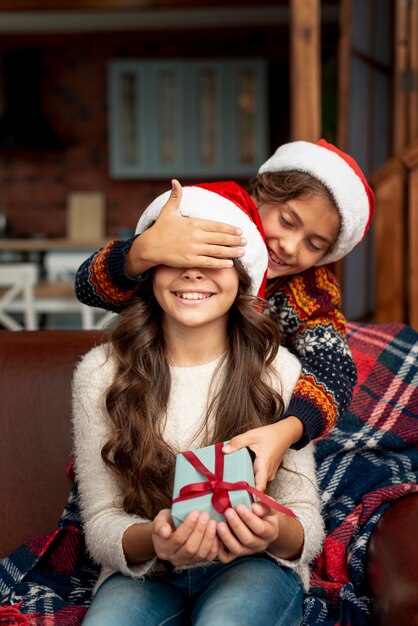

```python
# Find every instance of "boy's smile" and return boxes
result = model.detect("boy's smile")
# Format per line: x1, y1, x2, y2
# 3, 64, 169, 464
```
257, 194, 340, 279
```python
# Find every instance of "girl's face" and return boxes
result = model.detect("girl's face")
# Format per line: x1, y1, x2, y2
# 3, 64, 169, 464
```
153, 265, 239, 332
257, 194, 341, 279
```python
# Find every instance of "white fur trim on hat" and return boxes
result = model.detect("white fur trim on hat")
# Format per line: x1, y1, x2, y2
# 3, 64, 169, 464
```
135, 185, 268, 296
258, 141, 372, 264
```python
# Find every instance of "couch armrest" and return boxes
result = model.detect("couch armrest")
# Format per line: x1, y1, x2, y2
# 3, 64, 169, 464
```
367, 493, 418, 626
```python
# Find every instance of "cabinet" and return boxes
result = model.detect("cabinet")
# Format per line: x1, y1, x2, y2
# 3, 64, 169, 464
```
108, 59, 267, 179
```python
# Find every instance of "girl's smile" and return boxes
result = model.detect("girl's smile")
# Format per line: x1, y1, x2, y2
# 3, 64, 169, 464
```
153, 265, 239, 332
173, 290, 215, 302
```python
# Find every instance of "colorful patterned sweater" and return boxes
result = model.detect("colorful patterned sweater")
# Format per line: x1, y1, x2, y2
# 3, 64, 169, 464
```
75, 237, 357, 445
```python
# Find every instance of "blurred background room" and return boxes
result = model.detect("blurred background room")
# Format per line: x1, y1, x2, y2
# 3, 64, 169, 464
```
0, 0, 416, 330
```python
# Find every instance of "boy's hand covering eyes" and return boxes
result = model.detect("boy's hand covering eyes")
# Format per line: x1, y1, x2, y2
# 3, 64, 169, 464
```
126, 179, 246, 276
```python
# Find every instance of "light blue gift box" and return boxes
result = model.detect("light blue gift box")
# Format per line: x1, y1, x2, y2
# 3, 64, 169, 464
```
171, 442, 255, 528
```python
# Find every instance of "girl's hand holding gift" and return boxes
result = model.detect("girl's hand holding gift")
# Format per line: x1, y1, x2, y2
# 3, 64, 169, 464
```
152, 509, 218, 567
216, 501, 304, 564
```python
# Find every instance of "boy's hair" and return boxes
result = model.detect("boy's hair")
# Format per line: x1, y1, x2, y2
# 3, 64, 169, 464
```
249, 170, 337, 209
101, 263, 284, 520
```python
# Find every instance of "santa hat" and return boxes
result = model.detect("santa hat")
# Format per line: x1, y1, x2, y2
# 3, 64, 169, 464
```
258, 139, 375, 265
135, 181, 268, 297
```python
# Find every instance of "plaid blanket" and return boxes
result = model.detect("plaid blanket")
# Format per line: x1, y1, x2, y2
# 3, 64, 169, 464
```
1, 322, 417, 625
303, 322, 418, 625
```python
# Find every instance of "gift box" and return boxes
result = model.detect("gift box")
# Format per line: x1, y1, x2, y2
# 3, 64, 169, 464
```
171, 441, 298, 528
171, 442, 255, 527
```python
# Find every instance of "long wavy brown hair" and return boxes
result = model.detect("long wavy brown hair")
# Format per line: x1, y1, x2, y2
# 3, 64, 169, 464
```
101, 262, 285, 520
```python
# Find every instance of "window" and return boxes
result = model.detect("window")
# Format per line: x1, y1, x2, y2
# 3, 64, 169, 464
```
108, 59, 267, 179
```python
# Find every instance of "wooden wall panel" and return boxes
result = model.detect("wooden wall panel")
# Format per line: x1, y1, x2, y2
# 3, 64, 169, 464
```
372, 143, 418, 329
336, 0, 351, 151
409, 0, 418, 143
334, 0, 352, 287
371, 159, 406, 324
409, 168, 418, 329
394, 0, 418, 153
290, 0, 321, 141
394, 0, 410, 153
403, 143, 418, 330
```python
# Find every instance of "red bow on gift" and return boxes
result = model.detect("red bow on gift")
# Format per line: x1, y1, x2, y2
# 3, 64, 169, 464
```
172, 442, 297, 519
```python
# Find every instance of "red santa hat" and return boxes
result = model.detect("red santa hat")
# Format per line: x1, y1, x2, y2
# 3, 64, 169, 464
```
135, 181, 268, 297
258, 138, 375, 265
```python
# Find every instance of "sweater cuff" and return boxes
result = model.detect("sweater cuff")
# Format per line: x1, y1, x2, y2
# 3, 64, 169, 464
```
106, 236, 150, 288
278, 398, 324, 449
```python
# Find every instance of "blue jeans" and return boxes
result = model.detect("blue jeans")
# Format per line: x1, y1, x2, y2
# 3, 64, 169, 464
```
82, 556, 303, 626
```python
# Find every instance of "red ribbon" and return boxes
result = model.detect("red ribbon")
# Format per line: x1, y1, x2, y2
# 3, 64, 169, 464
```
172, 442, 297, 519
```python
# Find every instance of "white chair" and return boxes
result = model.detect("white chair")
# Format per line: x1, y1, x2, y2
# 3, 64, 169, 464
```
39, 251, 117, 330
1, 254, 95, 330
80, 307, 117, 330
35, 251, 95, 329
0, 264, 38, 331
0, 255, 118, 331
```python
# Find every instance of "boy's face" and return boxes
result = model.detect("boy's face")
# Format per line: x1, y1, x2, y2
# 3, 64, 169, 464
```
257, 194, 340, 279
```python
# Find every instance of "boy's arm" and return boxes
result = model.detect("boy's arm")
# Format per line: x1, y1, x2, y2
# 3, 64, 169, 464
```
268, 265, 357, 447
75, 237, 145, 313
75, 180, 246, 312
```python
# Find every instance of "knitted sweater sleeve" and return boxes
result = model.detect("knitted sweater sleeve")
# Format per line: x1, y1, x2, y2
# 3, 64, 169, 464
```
267, 265, 357, 446
75, 237, 145, 312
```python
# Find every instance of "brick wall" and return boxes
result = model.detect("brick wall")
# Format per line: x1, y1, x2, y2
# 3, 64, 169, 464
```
0, 34, 183, 238
0, 23, 337, 239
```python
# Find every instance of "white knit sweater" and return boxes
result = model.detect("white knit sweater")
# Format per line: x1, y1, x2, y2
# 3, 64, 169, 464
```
72, 344, 324, 592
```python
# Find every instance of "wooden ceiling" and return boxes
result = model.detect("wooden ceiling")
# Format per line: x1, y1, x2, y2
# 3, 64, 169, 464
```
0, 0, 339, 10
0, 0, 280, 9
0, 1, 340, 35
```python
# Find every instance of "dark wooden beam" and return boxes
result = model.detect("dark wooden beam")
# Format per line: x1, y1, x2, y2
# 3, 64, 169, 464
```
290, 0, 321, 141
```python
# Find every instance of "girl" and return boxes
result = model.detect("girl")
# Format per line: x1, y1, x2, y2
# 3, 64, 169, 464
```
73, 182, 324, 625
74, 140, 374, 493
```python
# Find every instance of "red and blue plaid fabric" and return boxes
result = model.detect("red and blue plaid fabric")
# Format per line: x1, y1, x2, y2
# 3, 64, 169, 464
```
1, 323, 417, 625
303, 322, 418, 625
0, 483, 99, 625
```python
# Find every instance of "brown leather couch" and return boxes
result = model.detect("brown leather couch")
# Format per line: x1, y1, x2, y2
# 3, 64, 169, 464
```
0, 330, 105, 556
1, 330, 417, 626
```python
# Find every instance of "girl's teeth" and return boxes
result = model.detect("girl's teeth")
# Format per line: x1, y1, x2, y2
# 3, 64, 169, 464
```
177, 292, 211, 300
